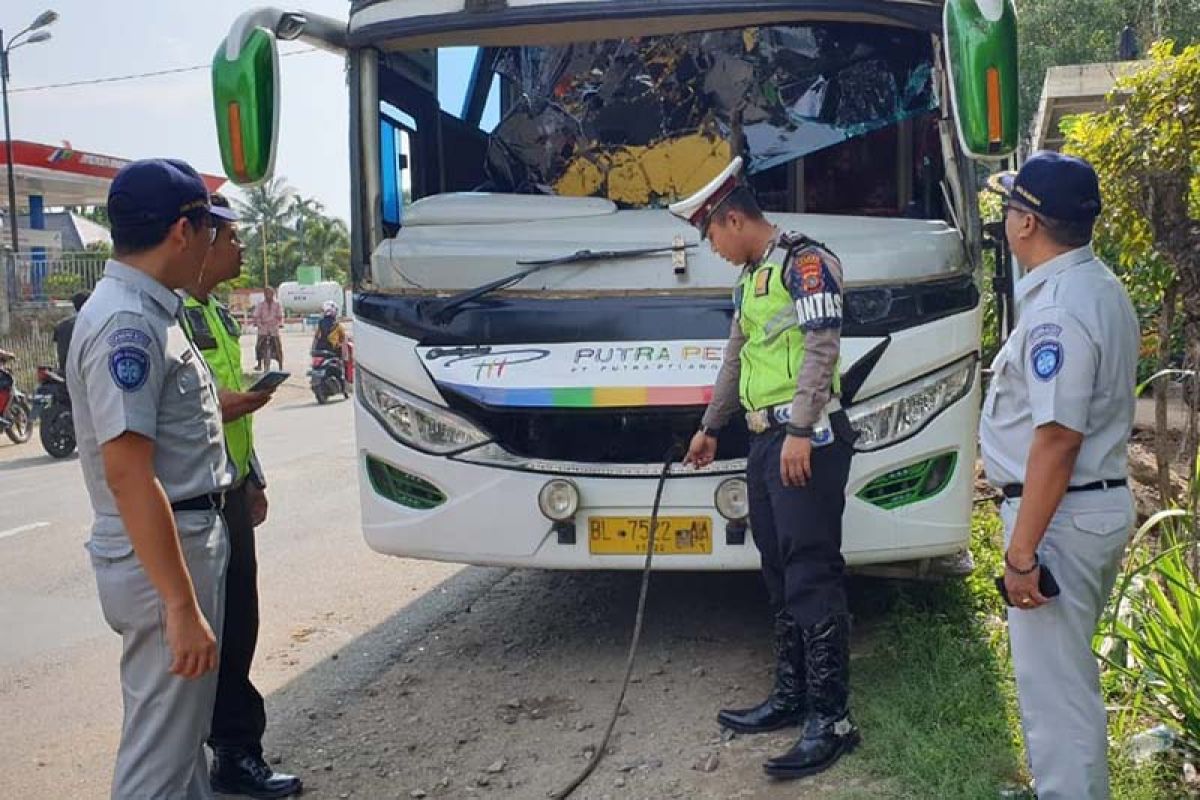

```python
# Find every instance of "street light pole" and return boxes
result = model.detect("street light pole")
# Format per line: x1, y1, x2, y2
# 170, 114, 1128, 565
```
1, 34, 17, 335
0, 11, 58, 334
2, 35, 20, 257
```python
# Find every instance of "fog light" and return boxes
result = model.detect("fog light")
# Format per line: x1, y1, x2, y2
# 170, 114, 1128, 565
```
538, 479, 579, 522
715, 478, 749, 521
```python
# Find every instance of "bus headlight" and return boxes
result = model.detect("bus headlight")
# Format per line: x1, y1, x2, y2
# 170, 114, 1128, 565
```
358, 369, 491, 455
538, 479, 579, 521
846, 355, 976, 452
715, 477, 749, 521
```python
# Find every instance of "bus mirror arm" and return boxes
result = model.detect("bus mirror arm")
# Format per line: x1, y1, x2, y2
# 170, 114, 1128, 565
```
224, 7, 347, 59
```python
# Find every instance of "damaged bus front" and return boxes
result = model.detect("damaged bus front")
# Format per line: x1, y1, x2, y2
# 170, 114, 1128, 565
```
212, 0, 1017, 572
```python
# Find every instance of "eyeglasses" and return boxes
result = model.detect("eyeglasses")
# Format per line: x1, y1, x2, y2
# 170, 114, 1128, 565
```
182, 211, 218, 244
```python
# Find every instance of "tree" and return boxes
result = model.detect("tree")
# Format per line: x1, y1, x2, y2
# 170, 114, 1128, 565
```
234, 177, 295, 287
1016, 0, 1200, 134
1062, 41, 1200, 517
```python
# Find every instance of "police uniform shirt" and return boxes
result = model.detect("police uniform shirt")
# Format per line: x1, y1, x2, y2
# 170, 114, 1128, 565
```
182, 293, 261, 484
980, 246, 1139, 487
67, 260, 231, 551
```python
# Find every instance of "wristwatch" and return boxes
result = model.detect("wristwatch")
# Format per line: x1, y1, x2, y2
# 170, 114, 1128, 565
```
700, 425, 721, 438
785, 424, 814, 439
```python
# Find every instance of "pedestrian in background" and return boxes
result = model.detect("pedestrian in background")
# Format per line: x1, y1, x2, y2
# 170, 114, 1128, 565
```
67, 159, 237, 799
982, 152, 1139, 799
251, 286, 284, 371
181, 192, 303, 798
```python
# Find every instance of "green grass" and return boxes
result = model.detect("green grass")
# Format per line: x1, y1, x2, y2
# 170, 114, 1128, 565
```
829, 507, 1184, 799
837, 510, 1025, 799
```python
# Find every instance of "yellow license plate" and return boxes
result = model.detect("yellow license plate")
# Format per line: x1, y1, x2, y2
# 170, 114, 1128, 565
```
588, 516, 713, 555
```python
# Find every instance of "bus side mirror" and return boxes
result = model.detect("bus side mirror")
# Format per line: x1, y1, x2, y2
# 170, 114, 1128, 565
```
212, 22, 281, 186
943, 0, 1019, 160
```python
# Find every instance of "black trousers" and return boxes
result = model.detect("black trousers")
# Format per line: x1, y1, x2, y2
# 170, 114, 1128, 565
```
747, 428, 853, 628
209, 482, 267, 755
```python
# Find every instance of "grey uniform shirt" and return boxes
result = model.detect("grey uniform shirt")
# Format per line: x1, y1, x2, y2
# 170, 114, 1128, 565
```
67, 260, 231, 555
980, 246, 1139, 487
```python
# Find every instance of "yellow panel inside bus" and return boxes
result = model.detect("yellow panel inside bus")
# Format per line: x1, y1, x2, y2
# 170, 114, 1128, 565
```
554, 134, 733, 206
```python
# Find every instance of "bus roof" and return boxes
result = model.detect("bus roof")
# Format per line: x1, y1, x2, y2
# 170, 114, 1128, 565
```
348, 0, 944, 49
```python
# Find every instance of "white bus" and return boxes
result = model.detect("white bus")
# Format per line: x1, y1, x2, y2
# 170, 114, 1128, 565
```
212, 0, 1018, 574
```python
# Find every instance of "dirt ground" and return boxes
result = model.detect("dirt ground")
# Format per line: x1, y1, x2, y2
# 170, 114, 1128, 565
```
250, 569, 895, 800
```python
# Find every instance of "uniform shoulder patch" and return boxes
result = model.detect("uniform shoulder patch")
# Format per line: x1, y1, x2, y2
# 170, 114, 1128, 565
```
109, 347, 151, 392
1030, 339, 1064, 382
1030, 323, 1063, 342
107, 327, 153, 349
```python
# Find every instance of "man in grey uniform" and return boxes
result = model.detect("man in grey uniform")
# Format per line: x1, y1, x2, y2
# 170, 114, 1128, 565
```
68, 159, 239, 799
982, 152, 1139, 800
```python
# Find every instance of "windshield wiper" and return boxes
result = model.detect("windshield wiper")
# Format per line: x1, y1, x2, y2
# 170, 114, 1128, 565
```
425, 244, 694, 325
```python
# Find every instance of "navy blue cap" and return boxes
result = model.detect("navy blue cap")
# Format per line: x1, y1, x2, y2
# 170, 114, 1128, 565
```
986, 151, 1102, 223
107, 158, 238, 229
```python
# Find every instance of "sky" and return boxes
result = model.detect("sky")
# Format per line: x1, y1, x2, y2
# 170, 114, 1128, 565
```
4, 0, 484, 223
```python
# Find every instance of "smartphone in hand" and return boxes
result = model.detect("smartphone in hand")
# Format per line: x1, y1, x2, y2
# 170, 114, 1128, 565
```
995, 564, 1061, 607
248, 371, 290, 393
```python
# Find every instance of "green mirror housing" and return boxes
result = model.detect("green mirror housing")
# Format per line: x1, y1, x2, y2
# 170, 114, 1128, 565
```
212, 27, 280, 186
944, 0, 1018, 160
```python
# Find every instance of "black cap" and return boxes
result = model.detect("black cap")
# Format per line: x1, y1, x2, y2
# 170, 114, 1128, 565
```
107, 158, 238, 230
986, 151, 1102, 223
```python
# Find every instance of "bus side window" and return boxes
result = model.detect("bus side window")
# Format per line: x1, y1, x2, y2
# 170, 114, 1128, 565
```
380, 106, 415, 234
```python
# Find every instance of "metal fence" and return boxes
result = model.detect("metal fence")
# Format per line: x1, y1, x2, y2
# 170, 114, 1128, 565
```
0, 322, 56, 393
6, 251, 107, 308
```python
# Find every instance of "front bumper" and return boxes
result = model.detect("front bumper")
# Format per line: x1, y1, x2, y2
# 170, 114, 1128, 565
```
355, 380, 979, 571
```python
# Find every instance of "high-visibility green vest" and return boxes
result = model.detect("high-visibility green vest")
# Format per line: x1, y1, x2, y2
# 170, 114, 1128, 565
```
182, 295, 253, 481
735, 244, 840, 412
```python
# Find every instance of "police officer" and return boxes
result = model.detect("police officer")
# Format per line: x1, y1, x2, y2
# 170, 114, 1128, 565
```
67, 159, 238, 799
180, 193, 304, 798
675, 157, 858, 779
982, 152, 1139, 800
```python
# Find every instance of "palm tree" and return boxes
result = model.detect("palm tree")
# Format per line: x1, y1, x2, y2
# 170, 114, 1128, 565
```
288, 195, 326, 265
235, 177, 294, 287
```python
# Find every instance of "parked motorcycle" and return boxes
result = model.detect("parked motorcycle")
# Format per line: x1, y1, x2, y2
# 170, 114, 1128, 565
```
308, 343, 354, 405
0, 351, 33, 445
34, 365, 75, 459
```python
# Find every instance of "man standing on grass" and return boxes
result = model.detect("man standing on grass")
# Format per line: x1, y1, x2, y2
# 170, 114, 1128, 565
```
982, 152, 1139, 799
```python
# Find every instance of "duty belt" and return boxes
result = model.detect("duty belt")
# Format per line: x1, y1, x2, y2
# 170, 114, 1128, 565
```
1001, 479, 1127, 499
745, 401, 838, 447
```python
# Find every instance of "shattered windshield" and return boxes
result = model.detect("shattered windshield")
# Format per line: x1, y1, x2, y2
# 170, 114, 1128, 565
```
485, 24, 937, 207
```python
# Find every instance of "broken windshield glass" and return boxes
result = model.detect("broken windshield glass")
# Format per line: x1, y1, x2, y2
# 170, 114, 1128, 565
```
486, 23, 937, 207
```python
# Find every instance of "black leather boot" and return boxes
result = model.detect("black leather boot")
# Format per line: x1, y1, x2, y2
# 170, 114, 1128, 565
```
211, 748, 304, 799
764, 613, 859, 778
718, 611, 806, 734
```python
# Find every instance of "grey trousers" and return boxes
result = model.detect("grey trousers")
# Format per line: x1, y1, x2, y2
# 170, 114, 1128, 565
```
1001, 488, 1134, 800
89, 511, 229, 800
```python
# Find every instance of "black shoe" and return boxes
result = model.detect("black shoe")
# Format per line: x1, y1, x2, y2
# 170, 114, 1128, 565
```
718, 611, 806, 734
764, 613, 859, 779
211, 749, 304, 799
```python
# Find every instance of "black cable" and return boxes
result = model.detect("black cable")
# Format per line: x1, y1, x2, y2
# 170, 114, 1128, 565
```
551, 444, 680, 800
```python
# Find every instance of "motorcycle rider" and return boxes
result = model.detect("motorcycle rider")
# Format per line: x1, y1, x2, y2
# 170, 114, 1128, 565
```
311, 300, 348, 363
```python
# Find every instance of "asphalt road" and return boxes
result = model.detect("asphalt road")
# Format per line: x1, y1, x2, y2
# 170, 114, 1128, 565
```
0, 333, 463, 798
0, 331, 871, 800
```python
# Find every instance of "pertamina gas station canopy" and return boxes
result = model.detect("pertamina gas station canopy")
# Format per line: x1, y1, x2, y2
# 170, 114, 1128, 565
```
0, 139, 225, 209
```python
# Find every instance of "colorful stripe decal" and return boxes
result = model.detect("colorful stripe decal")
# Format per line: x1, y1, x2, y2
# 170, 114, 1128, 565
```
440, 382, 714, 408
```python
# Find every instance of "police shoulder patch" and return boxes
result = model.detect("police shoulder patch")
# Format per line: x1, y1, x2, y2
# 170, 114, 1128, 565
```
109, 347, 150, 392
1030, 339, 1064, 382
